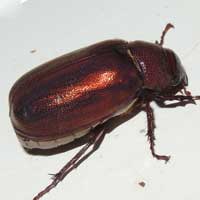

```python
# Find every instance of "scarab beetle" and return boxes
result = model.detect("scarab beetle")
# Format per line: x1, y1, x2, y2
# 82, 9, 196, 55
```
9, 24, 200, 200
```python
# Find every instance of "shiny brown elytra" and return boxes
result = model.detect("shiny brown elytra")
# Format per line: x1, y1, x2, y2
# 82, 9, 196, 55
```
9, 24, 200, 200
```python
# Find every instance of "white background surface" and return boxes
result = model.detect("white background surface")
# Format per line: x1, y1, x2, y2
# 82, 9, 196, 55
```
1, 0, 200, 200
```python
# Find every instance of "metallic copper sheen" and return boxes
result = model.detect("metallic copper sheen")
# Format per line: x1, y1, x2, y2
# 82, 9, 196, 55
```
9, 40, 142, 144
9, 34, 188, 149
9, 24, 200, 200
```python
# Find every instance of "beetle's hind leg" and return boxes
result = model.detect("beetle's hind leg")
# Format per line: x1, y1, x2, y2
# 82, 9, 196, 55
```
33, 125, 106, 200
145, 102, 170, 163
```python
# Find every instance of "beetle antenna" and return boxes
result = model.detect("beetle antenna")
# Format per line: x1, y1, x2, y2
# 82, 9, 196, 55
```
156, 23, 174, 46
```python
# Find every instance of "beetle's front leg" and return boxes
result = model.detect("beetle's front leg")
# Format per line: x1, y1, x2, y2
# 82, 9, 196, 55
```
155, 94, 200, 108
156, 99, 194, 108
145, 102, 170, 163
33, 125, 106, 200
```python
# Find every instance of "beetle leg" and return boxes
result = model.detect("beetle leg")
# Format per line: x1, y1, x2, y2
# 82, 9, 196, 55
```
33, 126, 106, 200
155, 95, 200, 108
156, 100, 194, 108
145, 102, 170, 163
155, 23, 174, 46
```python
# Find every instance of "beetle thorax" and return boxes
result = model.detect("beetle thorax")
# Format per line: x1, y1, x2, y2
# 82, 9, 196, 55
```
128, 41, 187, 93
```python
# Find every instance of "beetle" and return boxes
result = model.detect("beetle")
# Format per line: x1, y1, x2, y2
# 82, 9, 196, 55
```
9, 23, 200, 200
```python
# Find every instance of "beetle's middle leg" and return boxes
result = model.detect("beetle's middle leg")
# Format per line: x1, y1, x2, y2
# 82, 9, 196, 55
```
33, 125, 106, 200
145, 102, 170, 163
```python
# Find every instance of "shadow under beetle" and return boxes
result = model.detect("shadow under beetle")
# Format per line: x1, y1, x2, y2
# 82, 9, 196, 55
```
9, 23, 200, 200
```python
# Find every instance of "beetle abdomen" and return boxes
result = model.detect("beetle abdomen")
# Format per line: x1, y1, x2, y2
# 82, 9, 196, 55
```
9, 40, 142, 149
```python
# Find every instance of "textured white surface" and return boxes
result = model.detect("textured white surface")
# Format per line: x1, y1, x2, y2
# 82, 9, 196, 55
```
1, 0, 200, 200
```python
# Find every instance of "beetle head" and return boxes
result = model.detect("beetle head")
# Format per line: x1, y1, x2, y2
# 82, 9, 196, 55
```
128, 41, 188, 95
